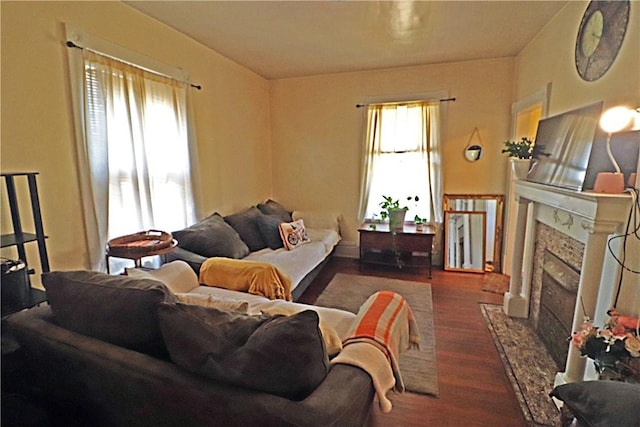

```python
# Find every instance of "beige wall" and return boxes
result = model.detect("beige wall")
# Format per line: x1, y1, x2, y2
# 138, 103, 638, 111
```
514, 1, 640, 115
512, 1, 640, 315
2, 1, 637, 275
1, 1, 272, 273
269, 59, 515, 246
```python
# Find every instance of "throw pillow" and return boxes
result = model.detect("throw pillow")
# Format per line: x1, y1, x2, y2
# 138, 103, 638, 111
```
43, 270, 175, 357
158, 303, 329, 400
172, 212, 249, 259
257, 199, 293, 223
550, 380, 640, 427
260, 305, 342, 356
279, 219, 311, 250
126, 260, 199, 294
224, 207, 268, 252
174, 292, 250, 314
256, 214, 284, 250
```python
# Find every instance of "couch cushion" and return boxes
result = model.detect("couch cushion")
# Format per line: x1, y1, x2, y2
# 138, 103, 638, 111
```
126, 260, 199, 294
550, 380, 640, 427
174, 292, 250, 314
256, 214, 285, 250
158, 303, 329, 400
279, 219, 311, 250
42, 270, 175, 357
173, 212, 249, 259
257, 199, 293, 223
224, 207, 268, 252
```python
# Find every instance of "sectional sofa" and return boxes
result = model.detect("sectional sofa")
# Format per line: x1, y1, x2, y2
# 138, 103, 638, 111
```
166, 199, 341, 300
6, 262, 374, 426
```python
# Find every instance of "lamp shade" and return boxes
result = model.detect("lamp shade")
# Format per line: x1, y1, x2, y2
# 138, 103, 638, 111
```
600, 106, 635, 133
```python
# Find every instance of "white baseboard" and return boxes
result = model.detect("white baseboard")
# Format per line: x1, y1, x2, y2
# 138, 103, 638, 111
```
335, 242, 359, 258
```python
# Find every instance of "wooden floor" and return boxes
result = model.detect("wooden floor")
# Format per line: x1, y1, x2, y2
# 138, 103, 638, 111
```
298, 257, 528, 427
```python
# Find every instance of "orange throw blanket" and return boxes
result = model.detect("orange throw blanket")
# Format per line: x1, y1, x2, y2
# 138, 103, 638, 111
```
199, 257, 292, 301
331, 290, 420, 413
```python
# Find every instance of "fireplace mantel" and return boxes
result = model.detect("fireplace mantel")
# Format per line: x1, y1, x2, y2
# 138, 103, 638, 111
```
503, 180, 633, 385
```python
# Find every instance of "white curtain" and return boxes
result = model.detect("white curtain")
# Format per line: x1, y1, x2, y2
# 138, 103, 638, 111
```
357, 101, 444, 262
69, 49, 196, 271
358, 101, 443, 223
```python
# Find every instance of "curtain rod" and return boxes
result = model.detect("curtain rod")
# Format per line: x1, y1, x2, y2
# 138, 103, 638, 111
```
65, 41, 202, 90
355, 97, 456, 108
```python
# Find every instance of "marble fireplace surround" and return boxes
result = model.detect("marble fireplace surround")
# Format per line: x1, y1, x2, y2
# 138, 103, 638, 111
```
503, 180, 632, 386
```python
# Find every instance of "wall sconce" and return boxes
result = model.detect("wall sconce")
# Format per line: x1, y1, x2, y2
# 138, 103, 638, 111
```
593, 106, 640, 193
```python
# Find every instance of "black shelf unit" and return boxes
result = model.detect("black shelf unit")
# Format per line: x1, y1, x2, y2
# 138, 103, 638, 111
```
1, 172, 49, 316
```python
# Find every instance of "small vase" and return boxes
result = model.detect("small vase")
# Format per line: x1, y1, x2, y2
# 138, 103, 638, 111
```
510, 158, 530, 180
388, 209, 407, 230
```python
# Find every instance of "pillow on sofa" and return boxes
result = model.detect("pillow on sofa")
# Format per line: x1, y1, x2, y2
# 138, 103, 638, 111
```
42, 270, 175, 357
257, 199, 293, 223
174, 292, 249, 314
126, 260, 199, 294
256, 214, 284, 250
173, 212, 249, 259
224, 207, 268, 252
158, 303, 329, 400
550, 380, 640, 427
279, 219, 311, 250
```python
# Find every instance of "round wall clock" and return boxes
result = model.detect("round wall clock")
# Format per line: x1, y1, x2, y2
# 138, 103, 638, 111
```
575, 0, 630, 82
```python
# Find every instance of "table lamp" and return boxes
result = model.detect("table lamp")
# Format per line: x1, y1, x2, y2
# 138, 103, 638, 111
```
593, 106, 639, 193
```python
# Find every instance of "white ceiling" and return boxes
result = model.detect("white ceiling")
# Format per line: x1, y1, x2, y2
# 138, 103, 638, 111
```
125, 1, 569, 80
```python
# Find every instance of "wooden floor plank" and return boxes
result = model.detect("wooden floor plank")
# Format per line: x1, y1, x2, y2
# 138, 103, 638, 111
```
299, 257, 528, 427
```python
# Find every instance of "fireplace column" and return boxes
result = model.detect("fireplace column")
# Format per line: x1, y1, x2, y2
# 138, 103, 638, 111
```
503, 195, 533, 318
557, 223, 619, 385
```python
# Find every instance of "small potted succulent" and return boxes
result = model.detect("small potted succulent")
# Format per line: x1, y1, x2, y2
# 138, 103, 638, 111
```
502, 137, 535, 159
502, 137, 534, 179
414, 214, 427, 231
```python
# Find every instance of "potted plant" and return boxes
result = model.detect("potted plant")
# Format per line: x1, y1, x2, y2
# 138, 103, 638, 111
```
414, 214, 427, 231
502, 137, 534, 159
379, 195, 419, 230
502, 137, 534, 179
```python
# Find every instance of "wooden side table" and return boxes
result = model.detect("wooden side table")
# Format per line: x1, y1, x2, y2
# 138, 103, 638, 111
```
358, 223, 435, 278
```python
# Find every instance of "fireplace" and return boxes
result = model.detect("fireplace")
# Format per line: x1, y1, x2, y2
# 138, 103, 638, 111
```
503, 180, 634, 385
536, 248, 580, 369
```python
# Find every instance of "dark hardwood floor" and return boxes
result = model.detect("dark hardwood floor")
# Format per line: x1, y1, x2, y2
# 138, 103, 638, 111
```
298, 257, 528, 427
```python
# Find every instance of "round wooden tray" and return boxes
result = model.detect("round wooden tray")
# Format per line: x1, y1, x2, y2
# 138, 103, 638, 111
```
107, 230, 174, 258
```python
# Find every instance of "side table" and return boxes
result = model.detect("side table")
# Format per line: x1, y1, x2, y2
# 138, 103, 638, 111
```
358, 223, 435, 278
105, 239, 178, 273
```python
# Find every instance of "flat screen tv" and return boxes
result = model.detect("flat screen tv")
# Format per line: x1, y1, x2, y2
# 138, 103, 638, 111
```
526, 101, 604, 191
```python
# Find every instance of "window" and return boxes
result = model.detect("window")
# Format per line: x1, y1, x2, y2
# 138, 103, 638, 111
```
358, 101, 443, 225
69, 46, 197, 271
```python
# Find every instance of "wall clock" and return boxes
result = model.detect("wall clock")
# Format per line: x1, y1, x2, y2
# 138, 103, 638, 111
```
575, 0, 630, 82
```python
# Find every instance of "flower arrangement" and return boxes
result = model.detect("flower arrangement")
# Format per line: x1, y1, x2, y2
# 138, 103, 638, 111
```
571, 308, 640, 382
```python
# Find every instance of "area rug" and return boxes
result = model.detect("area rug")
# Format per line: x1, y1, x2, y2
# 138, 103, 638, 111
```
314, 273, 438, 396
481, 272, 510, 294
480, 304, 560, 427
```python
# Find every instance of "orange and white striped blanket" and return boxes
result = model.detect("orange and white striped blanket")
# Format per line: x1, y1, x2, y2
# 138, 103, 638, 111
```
331, 290, 420, 413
